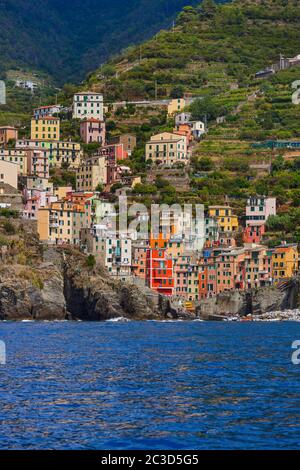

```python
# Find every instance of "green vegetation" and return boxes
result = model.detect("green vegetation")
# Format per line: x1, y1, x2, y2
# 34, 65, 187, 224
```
88, 0, 300, 102
0, 209, 20, 219
0, 0, 205, 83
86, 254, 96, 270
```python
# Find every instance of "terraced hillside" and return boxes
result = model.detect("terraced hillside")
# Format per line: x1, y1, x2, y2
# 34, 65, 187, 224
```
87, 0, 300, 101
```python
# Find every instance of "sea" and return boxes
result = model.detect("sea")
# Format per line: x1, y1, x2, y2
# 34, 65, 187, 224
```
0, 321, 299, 450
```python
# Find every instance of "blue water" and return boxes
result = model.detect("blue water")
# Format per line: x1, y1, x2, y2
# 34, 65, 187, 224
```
0, 321, 299, 450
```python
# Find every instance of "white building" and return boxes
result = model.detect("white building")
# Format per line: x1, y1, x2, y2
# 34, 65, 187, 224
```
190, 120, 206, 139
175, 112, 192, 126
0, 80, 6, 105
73, 92, 104, 120
246, 197, 277, 227
33, 105, 62, 119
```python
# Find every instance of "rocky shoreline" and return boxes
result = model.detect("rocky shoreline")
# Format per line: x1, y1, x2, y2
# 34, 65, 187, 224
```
1, 241, 300, 322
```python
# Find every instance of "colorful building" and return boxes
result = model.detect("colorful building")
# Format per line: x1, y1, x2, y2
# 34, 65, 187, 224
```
31, 117, 60, 141
168, 98, 186, 116
0, 126, 18, 145
76, 155, 107, 191
80, 119, 106, 144
146, 132, 189, 166
33, 105, 62, 119
146, 248, 174, 296
244, 196, 276, 243
26, 149, 49, 179
0, 149, 28, 175
73, 92, 104, 120
0, 160, 18, 189
23, 189, 57, 220
174, 253, 200, 302
209, 206, 239, 233
111, 134, 137, 156
38, 200, 85, 245
16, 139, 82, 168
272, 244, 299, 282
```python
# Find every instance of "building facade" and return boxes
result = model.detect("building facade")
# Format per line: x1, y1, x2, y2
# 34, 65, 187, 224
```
73, 92, 104, 120
146, 132, 188, 166
80, 119, 106, 144
31, 117, 60, 141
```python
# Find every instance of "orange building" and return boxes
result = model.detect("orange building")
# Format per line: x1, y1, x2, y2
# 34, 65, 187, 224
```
132, 244, 148, 281
173, 124, 193, 145
0, 126, 18, 145
146, 248, 174, 296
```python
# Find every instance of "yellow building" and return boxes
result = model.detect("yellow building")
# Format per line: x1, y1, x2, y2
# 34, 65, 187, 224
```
145, 132, 188, 166
209, 206, 239, 233
53, 186, 73, 200
31, 117, 60, 141
168, 98, 186, 116
38, 201, 84, 245
76, 155, 107, 191
272, 244, 299, 281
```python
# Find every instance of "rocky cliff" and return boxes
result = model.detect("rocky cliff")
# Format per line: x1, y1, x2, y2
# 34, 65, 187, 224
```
0, 241, 182, 321
197, 280, 300, 321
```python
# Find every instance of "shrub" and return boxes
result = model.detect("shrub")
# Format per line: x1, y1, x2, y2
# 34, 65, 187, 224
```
2, 220, 16, 235
86, 255, 96, 270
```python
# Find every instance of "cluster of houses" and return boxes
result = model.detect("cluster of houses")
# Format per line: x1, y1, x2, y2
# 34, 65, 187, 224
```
0, 91, 140, 210
35, 192, 299, 306
1, 91, 299, 308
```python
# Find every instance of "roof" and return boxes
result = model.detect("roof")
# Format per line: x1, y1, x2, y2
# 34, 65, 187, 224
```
34, 105, 60, 110
81, 118, 103, 123
32, 116, 60, 121
74, 91, 103, 96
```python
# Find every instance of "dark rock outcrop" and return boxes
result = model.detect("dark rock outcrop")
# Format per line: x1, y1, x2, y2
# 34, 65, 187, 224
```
197, 281, 300, 320
63, 251, 175, 321
0, 264, 66, 321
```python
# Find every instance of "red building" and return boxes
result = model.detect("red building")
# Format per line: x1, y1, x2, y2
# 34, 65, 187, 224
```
146, 248, 174, 296
96, 144, 128, 164
243, 225, 266, 244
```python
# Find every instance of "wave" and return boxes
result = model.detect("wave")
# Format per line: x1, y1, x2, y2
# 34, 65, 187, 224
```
105, 317, 131, 323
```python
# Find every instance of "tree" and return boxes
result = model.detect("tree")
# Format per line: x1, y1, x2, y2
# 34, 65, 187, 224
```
95, 183, 104, 193
86, 255, 96, 270
190, 97, 227, 122
192, 156, 214, 172
200, 0, 217, 17
170, 85, 184, 99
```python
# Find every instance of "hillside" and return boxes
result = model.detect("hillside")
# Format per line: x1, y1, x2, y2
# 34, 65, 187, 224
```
0, 0, 206, 83
87, 0, 300, 100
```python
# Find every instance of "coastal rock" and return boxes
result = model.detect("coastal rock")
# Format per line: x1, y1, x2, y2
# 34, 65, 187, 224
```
62, 250, 177, 321
197, 282, 300, 321
0, 264, 66, 321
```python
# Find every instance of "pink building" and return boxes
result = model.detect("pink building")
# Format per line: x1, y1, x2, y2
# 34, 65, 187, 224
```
26, 149, 49, 179
23, 189, 57, 220
80, 119, 106, 144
